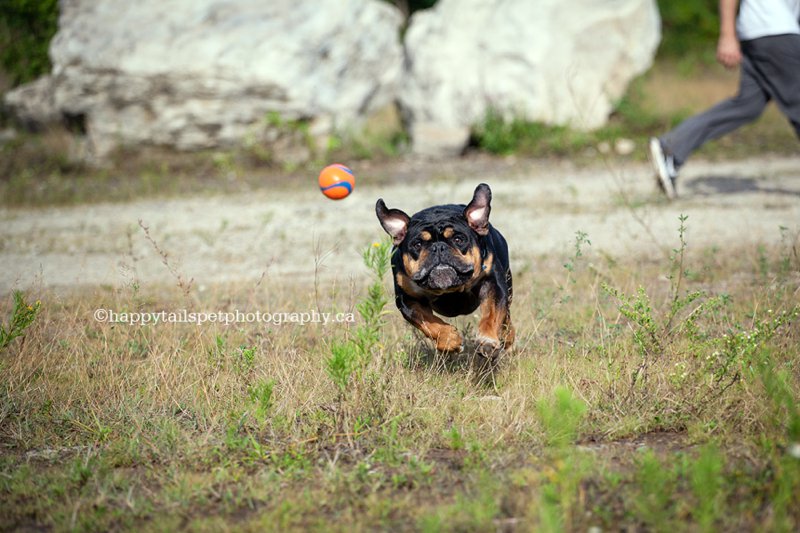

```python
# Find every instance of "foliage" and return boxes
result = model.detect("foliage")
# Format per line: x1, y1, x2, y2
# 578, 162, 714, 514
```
325, 239, 393, 394
0, 291, 40, 351
602, 215, 799, 409
471, 87, 673, 158
0, 0, 59, 86
473, 109, 597, 156
248, 379, 276, 423
326, 341, 359, 393
1, 230, 799, 530
537, 386, 587, 449
535, 387, 590, 531
656, 0, 719, 60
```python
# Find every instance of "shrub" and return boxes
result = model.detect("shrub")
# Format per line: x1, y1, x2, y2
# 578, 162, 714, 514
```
0, 0, 59, 87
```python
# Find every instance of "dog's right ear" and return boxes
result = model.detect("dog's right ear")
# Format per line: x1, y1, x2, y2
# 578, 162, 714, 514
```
376, 199, 410, 245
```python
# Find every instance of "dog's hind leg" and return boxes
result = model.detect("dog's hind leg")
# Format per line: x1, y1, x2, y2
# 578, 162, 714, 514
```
476, 281, 513, 358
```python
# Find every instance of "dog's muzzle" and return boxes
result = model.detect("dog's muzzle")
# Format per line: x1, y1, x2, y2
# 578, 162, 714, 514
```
427, 264, 459, 289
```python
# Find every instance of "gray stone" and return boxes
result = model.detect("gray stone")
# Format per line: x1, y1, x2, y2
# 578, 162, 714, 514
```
400, 0, 661, 156
614, 138, 636, 156
4, 0, 403, 158
409, 122, 472, 157
4, 0, 660, 160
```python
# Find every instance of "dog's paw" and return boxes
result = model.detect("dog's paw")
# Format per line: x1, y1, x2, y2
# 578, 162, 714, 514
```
475, 336, 503, 360
435, 328, 464, 353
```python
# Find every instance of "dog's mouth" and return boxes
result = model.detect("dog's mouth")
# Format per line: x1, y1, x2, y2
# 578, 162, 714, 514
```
412, 262, 474, 290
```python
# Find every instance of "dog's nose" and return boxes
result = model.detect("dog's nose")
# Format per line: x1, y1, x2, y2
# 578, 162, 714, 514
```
430, 242, 448, 257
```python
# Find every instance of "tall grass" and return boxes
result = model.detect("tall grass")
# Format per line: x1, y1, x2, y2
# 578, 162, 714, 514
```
1, 225, 798, 530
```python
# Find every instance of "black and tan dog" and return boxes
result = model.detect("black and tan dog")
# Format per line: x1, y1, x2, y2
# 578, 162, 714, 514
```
376, 183, 514, 357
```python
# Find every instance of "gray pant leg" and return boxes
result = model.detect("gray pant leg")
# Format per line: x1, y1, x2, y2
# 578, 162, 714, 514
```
660, 55, 769, 167
745, 34, 800, 137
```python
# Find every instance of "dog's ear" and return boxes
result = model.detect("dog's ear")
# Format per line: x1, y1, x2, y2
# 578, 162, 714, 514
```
376, 199, 411, 245
464, 183, 491, 235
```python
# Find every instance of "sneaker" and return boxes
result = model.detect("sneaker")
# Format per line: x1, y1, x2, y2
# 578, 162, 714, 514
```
648, 137, 678, 199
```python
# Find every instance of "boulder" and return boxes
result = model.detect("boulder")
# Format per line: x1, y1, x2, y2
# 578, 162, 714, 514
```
400, 0, 661, 156
3, 0, 403, 158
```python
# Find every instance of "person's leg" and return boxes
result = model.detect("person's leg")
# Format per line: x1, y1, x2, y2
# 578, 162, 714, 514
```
744, 34, 800, 138
660, 54, 769, 167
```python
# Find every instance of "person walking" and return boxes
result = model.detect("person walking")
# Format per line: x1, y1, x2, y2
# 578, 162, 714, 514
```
649, 0, 800, 199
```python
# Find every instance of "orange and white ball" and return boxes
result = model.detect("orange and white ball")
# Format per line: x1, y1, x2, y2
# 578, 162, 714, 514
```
318, 164, 355, 200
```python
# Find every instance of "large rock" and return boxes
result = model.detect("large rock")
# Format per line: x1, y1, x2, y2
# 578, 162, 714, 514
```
400, 0, 661, 156
4, 0, 403, 158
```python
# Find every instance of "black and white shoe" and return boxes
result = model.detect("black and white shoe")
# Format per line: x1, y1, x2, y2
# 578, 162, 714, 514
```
648, 137, 678, 200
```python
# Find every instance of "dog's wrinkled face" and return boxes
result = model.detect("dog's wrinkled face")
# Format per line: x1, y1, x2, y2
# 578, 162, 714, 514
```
401, 211, 478, 290
376, 184, 492, 292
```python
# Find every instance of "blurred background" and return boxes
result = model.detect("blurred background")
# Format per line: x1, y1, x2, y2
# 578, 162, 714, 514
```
0, 0, 796, 206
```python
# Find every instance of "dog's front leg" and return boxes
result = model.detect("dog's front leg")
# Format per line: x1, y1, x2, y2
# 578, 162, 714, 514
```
397, 295, 463, 352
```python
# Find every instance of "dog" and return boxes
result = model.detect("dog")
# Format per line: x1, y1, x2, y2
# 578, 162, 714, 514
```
375, 183, 514, 357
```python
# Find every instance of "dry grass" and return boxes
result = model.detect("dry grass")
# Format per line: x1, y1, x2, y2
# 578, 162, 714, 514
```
1, 232, 799, 531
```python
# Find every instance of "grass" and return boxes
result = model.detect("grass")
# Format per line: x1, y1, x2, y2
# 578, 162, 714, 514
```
1, 6, 797, 528
1, 221, 799, 531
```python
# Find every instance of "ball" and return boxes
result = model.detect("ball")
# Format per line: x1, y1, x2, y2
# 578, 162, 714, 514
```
318, 164, 355, 200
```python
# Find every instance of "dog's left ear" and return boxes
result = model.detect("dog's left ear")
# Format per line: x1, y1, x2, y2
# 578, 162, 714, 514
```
464, 183, 491, 235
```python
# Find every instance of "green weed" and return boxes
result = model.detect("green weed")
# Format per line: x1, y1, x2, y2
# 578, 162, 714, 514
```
690, 444, 725, 532
325, 238, 392, 395
326, 341, 360, 393
631, 449, 678, 531
535, 387, 590, 532
563, 230, 591, 278
249, 379, 276, 423
558, 230, 592, 304
417, 475, 501, 532
446, 426, 464, 451
236, 345, 257, 375
537, 386, 587, 449
473, 109, 596, 156
0, 291, 40, 351
600, 215, 798, 407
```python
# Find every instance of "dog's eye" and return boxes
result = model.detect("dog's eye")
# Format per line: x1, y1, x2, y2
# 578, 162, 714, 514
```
452, 234, 465, 245
411, 240, 423, 251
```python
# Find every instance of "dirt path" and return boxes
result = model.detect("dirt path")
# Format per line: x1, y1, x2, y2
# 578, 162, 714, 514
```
1, 155, 799, 293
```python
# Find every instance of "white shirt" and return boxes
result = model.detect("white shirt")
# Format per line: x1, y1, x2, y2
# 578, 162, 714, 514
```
737, 0, 800, 40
